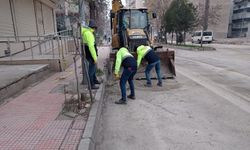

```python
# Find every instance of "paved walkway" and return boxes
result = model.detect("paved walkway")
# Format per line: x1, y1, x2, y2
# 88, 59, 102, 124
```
0, 63, 85, 150
0, 46, 110, 150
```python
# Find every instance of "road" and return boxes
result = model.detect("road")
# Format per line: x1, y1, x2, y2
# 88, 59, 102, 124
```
96, 43, 250, 150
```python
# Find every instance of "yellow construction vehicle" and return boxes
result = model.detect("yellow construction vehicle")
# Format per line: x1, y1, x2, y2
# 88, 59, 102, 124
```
110, 0, 156, 51
109, 0, 176, 78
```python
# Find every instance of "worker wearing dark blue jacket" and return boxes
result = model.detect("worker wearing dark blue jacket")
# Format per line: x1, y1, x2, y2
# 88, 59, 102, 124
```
114, 47, 137, 104
137, 45, 162, 87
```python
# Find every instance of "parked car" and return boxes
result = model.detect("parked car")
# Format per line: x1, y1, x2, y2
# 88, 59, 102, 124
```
192, 31, 213, 43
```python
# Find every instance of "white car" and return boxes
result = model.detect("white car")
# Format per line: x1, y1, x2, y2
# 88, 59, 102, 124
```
192, 31, 213, 43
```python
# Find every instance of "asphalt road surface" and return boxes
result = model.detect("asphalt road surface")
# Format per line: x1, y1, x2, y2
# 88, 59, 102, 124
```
96, 43, 250, 150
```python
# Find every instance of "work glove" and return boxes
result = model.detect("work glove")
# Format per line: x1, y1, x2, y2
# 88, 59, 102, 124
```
114, 73, 120, 80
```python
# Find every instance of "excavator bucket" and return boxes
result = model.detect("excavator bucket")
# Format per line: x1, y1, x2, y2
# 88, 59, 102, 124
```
155, 49, 175, 78
108, 48, 176, 80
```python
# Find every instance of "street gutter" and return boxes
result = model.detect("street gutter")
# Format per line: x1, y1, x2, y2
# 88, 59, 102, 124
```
78, 72, 107, 150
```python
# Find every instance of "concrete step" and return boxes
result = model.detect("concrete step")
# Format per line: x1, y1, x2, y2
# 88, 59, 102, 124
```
0, 64, 51, 103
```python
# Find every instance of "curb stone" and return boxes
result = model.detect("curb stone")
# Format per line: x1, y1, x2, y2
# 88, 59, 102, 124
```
78, 79, 106, 150
166, 45, 216, 51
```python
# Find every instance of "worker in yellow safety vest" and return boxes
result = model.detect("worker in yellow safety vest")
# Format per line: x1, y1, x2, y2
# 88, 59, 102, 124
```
81, 20, 101, 90
137, 45, 162, 87
114, 47, 137, 104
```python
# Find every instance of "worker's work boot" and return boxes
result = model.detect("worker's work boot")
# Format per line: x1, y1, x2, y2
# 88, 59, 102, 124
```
144, 83, 152, 87
91, 85, 99, 90
157, 82, 163, 87
127, 95, 136, 100
94, 80, 101, 85
115, 99, 127, 104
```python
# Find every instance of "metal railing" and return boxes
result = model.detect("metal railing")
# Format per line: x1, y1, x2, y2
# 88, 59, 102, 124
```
0, 30, 78, 60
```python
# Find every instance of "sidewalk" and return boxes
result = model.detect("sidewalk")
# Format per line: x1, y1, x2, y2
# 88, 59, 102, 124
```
0, 46, 110, 150
0, 63, 85, 150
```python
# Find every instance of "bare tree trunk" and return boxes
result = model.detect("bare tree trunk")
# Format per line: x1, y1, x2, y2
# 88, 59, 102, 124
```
175, 32, 178, 45
89, 1, 96, 20
165, 32, 168, 44
171, 32, 173, 44
184, 31, 186, 45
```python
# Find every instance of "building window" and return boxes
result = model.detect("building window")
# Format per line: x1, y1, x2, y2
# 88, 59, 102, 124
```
234, 9, 244, 13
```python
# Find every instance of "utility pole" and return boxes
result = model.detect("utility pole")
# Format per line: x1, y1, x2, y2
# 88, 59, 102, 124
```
240, 9, 245, 37
203, 0, 210, 31
201, 0, 209, 47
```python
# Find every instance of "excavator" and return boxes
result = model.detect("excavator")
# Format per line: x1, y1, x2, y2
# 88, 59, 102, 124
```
108, 0, 176, 79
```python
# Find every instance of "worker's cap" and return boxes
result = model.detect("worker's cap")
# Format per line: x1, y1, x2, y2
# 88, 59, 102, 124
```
88, 19, 97, 29
136, 45, 145, 53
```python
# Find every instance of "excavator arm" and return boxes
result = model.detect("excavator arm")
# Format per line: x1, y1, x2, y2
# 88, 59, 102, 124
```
112, 0, 123, 12
111, 0, 124, 49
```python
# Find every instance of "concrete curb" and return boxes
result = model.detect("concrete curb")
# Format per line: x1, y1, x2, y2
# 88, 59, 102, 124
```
78, 81, 106, 150
166, 45, 216, 51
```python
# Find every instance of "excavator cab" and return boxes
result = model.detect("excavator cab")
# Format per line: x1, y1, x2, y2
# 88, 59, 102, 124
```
118, 9, 149, 51
111, 8, 151, 51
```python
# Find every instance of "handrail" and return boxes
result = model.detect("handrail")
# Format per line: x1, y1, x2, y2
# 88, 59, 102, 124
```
0, 29, 73, 39
0, 29, 75, 59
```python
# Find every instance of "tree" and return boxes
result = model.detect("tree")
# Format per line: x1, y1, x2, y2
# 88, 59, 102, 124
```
163, 0, 198, 44
94, 0, 110, 42
78, 0, 109, 43
163, 0, 177, 44
196, 1, 222, 30
145, 0, 172, 42
64, 0, 109, 37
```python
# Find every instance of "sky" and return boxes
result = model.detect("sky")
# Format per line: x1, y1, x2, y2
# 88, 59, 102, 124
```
122, 0, 126, 5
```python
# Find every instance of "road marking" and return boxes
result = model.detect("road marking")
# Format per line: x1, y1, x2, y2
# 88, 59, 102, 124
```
177, 66, 250, 114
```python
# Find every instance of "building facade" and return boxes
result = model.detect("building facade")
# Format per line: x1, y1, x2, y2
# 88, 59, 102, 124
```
229, 0, 250, 38
188, 0, 232, 39
0, 0, 57, 39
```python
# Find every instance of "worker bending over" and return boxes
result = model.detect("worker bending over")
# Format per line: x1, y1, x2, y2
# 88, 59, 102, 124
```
137, 45, 162, 87
81, 20, 101, 90
114, 47, 137, 104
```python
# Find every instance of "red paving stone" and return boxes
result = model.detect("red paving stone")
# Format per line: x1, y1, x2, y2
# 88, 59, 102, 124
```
60, 129, 83, 150
0, 64, 87, 150
72, 119, 86, 130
